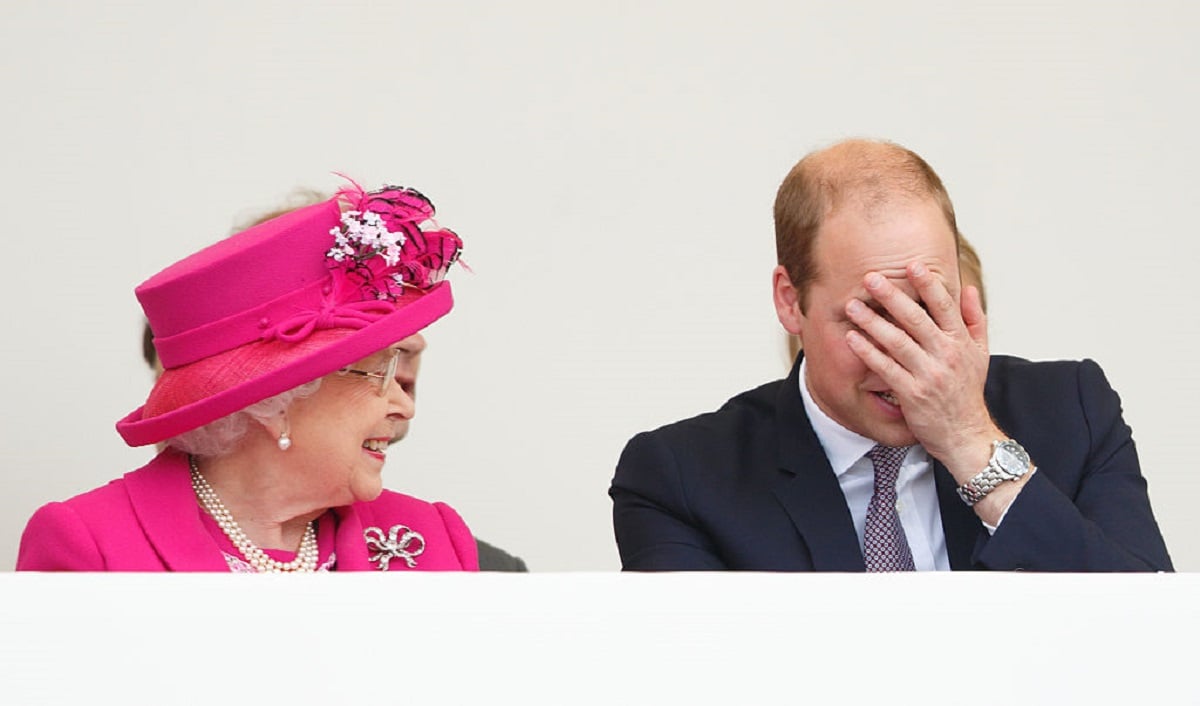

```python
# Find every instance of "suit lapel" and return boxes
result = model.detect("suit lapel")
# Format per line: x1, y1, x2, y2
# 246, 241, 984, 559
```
934, 460, 984, 569
769, 355, 866, 571
124, 451, 230, 572
931, 365, 1004, 570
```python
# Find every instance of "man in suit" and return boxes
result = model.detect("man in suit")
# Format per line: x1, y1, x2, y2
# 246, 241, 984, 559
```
610, 138, 1172, 572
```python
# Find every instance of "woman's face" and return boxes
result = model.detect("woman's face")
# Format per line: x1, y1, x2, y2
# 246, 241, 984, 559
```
283, 346, 415, 507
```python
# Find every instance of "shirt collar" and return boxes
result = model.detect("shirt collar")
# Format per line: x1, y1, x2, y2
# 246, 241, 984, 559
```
797, 357, 880, 479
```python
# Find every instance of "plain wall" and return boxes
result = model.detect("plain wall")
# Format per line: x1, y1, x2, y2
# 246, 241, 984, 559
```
4, 573, 1197, 702
2, 1, 1196, 571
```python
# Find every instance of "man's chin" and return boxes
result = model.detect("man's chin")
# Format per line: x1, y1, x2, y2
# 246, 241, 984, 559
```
833, 406, 916, 448
871, 430, 918, 448
860, 419, 917, 448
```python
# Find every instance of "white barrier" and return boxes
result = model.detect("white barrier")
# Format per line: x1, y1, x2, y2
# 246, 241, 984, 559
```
1, 572, 1195, 704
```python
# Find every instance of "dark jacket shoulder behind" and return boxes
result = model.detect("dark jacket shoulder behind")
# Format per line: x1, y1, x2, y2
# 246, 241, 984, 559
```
476, 538, 528, 572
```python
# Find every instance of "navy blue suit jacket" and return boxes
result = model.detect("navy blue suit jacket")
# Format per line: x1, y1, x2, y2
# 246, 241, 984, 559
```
610, 355, 1172, 571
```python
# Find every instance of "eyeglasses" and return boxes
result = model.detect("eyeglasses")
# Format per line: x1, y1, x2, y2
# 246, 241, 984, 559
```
337, 348, 402, 397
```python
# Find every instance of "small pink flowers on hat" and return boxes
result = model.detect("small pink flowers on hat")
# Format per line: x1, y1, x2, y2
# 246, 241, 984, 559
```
329, 178, 463, 303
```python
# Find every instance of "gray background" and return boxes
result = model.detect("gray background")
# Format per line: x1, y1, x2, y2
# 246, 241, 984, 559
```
2, 1, 1195, 571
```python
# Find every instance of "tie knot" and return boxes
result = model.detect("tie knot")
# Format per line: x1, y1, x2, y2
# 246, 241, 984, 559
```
867, 444, 910, 481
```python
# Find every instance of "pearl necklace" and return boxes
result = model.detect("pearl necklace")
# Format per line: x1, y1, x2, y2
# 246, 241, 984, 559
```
189, 456, 319, 573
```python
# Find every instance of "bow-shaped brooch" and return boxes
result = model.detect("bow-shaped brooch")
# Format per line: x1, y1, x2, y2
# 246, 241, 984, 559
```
364, 525, 426, 571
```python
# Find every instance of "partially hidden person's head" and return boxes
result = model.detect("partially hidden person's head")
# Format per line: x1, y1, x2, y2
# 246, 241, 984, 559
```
957, 236, 985, 313
772, 138, 976, 447
121, 178, 463, 475
140, 188, 333, 378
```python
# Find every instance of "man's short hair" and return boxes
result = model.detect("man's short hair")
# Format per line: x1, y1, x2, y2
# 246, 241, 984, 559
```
774, 138, 961, 311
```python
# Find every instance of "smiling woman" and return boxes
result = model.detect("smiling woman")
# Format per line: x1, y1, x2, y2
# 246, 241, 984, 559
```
16, 178, 478, 573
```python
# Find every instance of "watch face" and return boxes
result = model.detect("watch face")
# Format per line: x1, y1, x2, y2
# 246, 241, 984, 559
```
994, 441, 1030, 477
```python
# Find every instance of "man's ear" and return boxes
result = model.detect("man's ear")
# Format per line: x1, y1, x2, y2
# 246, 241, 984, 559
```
772, 265, 806, 336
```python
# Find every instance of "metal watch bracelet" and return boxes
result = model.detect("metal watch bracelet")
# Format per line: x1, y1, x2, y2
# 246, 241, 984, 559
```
956, 467, 1008, 506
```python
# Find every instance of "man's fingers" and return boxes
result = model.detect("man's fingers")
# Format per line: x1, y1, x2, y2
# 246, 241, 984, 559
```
863, 271, 942, 348
961, 284, 988, 349
845, 298, 925, 373
908, 262, 961, 333
845, 329, 910, 390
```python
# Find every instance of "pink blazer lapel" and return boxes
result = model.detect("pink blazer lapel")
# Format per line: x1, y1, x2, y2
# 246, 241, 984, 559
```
123, 451, 230, 572
332, 505, 375, 571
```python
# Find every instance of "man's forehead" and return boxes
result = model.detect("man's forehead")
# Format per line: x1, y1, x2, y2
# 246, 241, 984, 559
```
814, 200, 956, 265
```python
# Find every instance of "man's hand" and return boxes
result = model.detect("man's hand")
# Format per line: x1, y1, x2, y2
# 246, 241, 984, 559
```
842, 262, 999, 479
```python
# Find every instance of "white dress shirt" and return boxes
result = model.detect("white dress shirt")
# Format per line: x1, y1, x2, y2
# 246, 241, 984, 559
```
798, 358, 951, 571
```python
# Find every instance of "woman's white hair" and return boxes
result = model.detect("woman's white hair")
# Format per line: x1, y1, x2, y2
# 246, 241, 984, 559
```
165, 379, 322, 457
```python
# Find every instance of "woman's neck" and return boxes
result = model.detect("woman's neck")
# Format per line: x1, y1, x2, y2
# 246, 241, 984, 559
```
190, 449, 322, 551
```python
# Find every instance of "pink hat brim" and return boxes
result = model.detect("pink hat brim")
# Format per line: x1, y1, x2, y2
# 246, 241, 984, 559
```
116, 282, 452, 447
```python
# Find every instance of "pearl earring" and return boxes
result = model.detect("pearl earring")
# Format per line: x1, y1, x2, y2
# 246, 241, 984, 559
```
278, 431, 292, 451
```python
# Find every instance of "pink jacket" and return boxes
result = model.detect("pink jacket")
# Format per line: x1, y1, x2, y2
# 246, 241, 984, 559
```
16, 451, 479, 572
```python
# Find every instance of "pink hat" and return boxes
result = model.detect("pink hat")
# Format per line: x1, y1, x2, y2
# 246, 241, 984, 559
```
117, 179, 464, 447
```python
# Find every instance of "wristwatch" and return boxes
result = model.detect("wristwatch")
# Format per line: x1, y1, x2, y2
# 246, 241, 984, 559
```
957, 439, 1033, 506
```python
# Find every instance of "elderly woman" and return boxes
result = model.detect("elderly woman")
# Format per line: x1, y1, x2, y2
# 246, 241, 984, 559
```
17, 179, 478, 572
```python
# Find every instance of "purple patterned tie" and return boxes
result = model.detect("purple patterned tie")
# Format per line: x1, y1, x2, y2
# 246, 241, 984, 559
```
863, 444, 917, 572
